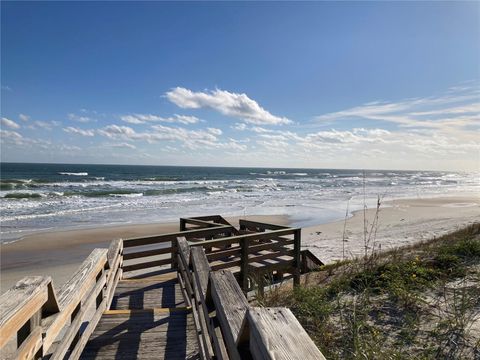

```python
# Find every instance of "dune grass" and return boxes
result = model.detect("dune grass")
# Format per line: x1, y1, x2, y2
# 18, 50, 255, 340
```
259, 223, 480, 359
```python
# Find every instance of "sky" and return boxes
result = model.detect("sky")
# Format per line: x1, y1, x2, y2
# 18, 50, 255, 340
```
1, 1, 479, 171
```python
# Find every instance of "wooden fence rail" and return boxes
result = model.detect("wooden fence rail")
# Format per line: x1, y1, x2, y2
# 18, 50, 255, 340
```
0, 239, 123, 360
1, 215, 324, 360
175, 236, 326, 360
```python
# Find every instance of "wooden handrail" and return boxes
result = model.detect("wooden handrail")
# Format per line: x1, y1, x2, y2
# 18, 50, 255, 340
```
0, 239, 123, 360
174, 236, 326, 360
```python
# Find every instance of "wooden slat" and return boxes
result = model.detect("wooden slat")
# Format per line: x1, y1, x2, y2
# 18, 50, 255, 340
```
123, 247, 171, 260
211, 259, 242, 271
239, 219, 290, 231
50, 271, 107, 360
247, 307, 326, 360
122, 257, 171, 272
0, 276, 50, 348
181, 218, 224, 228
210, 270, 249, 358
123, 225, 234, 248
107, 239, 122, 269
14, 326, 42, 360
189, 228, 299, 249
190, 247, 210, 298
206, 246, 241, 261
177, 237, 191, 269
43, 249, 108, 351
248, 249, 295, 264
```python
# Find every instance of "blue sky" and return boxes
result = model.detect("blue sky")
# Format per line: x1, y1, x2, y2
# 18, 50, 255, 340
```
1, 1, 479, 171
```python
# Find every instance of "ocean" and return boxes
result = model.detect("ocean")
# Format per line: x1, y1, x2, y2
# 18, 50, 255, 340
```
1, 162, 478, 243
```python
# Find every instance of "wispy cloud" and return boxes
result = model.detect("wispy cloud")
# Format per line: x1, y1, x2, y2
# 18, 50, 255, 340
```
68, 113, 94, 123
315, 86, 480, 130
166, 87, 291, 125
106, 142, 137, 149
19, 114, 30, 122
1, 117, 21, 129
63, 126, 95, 137
121, 113, 200, 125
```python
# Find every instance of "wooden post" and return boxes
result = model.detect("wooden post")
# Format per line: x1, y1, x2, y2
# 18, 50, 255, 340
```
293, 229, 301, 286
240, 237, 249, 293
180, 218, 186, 231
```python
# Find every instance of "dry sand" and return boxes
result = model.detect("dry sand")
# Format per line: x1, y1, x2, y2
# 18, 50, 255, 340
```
302, 195, 479, 263
1, 195, 479, 293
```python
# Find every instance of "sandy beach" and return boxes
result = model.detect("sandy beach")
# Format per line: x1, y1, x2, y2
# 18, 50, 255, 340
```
2, 195, 479, 293
302, 195, 479, 263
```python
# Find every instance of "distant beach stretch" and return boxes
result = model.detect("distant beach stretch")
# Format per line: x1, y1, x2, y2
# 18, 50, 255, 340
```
1, 163, 478, 291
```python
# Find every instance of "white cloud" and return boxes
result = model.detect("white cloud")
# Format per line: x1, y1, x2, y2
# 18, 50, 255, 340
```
68, 113, 93, 123
207, 127, 222, 135
63, 126, 95, 137
108, 142, 137, 149
30, 120, 59, 130
19, 114, 30, 122
1, 117, 21, 129
121, 113, 200, 125
166, 87, 291, 125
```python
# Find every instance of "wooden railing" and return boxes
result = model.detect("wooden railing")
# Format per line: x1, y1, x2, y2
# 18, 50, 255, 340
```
175, 237, 326, 360
0, 215, 324, 360
0, 239, 123, 360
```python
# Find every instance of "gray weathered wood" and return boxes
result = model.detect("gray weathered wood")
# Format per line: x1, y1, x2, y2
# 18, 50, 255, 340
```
247, 307, 326, 360
177, 237, 191, 268
190, 247, 210, 299
0, 276, 54, 349
123, 225, 234, 248
107, 239, 122, 269
210, 270, 249, 358
122, 257, 171, 273
43, 249, 107, 351
123, 247, 171, 260
239, 220, 290, 231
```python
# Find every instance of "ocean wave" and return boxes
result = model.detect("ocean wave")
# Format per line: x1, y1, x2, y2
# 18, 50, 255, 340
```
3, 192, 42, 199
59, 172, 88, 176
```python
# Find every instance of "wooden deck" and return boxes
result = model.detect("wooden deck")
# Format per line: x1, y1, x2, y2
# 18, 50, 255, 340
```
80, 271, 199, 360
0, 215, 325, 360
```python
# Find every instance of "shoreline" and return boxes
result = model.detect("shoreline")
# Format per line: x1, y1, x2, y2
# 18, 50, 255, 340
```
2, 194, 479, 293
302, 195, 479, 263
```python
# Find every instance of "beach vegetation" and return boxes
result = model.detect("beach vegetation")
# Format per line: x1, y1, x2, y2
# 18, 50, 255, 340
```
258, 223, 480, 359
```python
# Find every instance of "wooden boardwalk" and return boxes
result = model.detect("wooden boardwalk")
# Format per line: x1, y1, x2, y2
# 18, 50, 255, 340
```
1, 216, 326, 360
80, 271, 199, 360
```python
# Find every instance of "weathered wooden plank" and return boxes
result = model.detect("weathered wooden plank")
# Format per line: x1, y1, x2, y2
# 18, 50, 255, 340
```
189, 228, 298, 249
68, 295, 108, 360
210, 270, 249, 358
122, 258, 171, 273
206, 246, 241, 261
123, 247, 171, 260
107, 239, 123, 269
50, 271, 107, 360
43, 249, 108, 351
181, 218, 224, 228
246, 307, 326, 360
0, 276, 51, 349
211, 259, 242, 271
123, 225, 233, 248
190, 247, 210, 298
176, 237, 190, 269
14, 326, 42, 360
239, 219, 290, 231
248, 249, 295, 264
